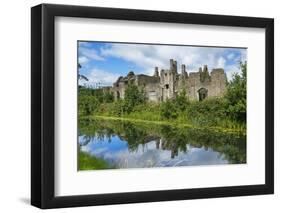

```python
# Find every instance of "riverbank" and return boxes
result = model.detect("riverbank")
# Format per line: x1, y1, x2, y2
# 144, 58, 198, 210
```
79, 151, 112, 170
83, 115, 246, 135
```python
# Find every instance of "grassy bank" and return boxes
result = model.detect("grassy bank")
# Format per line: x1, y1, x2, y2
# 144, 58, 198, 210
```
78, 151, 112, 170
85, 115, 246, 135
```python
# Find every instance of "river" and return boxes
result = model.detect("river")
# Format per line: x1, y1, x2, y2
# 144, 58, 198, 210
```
78, 118, 246, 170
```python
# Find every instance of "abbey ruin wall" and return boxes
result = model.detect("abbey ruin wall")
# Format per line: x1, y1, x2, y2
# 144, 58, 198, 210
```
111, 59, 227, 102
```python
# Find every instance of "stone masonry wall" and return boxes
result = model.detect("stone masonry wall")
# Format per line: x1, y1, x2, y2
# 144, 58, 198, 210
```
111, 59, 227, 102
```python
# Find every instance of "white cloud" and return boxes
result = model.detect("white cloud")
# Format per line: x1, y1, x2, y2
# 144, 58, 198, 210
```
224, 64, 241, 81
79, 68, 120, 87
100, 44, 240, 77
78, 56, 89, 65
217, 57, 226, 68
79, 43, 249, 84
79, 41, 92, 48
233, 50, 247, 64
227, 53, 235, 60
240, 49, 247, 62
101, 44, 165, 75
80, 47, 105, 61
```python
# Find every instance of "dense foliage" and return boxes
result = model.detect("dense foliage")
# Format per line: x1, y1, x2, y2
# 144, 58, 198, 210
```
78, 61, 247, 130
123, 83, 147, 113
225, 61, 247, 123
78, 87, 114, 115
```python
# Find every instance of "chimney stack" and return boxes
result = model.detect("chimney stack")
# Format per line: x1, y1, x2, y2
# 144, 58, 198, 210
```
181, 64, 186, 73
203, 65, 208, 72
154, 67, 159, 77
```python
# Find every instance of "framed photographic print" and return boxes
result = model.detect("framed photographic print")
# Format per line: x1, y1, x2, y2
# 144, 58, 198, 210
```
31, 3, 274, 209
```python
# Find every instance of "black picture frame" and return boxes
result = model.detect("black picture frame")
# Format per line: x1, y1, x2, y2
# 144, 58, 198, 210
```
31, 3, 274, 209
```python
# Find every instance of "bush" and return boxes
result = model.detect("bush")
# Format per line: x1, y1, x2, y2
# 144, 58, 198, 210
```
124, 83, 147, 113
225, 61, 247, 123
160, 100, 178, 119
186, 98, 227, 126
110, 99, 126, 116
78, 95, 100, 116
102, 91, 114, 103
174, 90, 189, 111
129, 103, 161, 121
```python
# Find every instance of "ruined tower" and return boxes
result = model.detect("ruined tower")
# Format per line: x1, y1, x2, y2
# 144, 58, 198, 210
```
111, 59, 227, 102
154, 67, 159, 77
159, 59, 178, 101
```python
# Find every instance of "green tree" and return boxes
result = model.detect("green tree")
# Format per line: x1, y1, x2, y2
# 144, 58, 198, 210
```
225, 61, 247, 123
78, 63, 89, 81
103, 91, 114, 103
186, 98, 227, 126
124, 83, 147, 113
79, 93, 99, 116
112, 99, 126, 116
175, 90, 189, 111
160, 100, 178, 119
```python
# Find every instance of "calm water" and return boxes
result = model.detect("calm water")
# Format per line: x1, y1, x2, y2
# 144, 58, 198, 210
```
78, 118, 246, 169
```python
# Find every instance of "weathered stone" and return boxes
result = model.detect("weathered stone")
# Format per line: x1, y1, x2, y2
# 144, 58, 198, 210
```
111, 59, 227, 102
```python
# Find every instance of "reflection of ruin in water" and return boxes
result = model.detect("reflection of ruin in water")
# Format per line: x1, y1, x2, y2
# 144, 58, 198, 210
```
79, 118, 246, 169
154, 139, 179, 159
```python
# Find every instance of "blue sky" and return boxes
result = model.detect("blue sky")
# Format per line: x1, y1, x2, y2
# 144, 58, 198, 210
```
78, 41, 247, 87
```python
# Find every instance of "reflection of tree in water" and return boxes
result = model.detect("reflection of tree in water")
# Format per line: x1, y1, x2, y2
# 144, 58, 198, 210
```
158, 125, 189, 158
79, 118, 115, 146
79, 118, 246, 164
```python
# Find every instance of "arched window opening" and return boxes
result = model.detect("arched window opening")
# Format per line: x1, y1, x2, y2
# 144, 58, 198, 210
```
198, 88, 208, 101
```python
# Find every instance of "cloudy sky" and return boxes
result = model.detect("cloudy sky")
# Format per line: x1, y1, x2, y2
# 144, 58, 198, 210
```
78, 41, 247, 87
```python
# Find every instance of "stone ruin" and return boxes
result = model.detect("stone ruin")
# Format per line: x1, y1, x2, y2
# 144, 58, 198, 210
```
110, 59, 227, 102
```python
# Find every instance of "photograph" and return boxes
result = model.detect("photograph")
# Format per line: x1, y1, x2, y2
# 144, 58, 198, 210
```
29, 3, 274, 209
77, 41, 247, 170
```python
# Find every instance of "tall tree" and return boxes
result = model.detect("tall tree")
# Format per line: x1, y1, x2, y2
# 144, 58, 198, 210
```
225, 61, 247, 123
78, 63, 89, 81
124, 83, 147, 113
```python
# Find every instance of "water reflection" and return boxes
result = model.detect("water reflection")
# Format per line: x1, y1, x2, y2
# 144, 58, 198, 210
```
78, 118, 246, 169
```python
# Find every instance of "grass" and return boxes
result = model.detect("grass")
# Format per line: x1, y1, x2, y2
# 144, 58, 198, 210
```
78, 151, 112, 170
89, 115, 246, 135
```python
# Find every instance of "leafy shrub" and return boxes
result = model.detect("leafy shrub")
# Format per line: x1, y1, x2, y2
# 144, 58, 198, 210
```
160, 100, 178, 119
225, 61, 247, 123
78, 95, 100, 116
124, 83, 147, 113
111, 99, 126, 116
186, 98, 227, 126
174, 90, 189, 111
